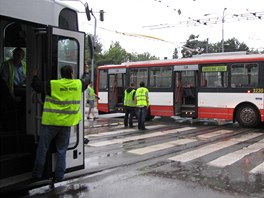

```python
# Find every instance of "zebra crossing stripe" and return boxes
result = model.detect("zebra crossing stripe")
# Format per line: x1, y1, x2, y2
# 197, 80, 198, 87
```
207, 138, 264, 167
168, 133, 262, 163
128, 129, 234, 155
250, 162, 264, 174
197, 130, 233, 140
128, 138, 197, 155
88, 127, 196, 147
88, 125, 165, 137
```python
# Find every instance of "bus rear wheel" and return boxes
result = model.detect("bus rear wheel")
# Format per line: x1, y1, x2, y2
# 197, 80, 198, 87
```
236, 104, 260, 128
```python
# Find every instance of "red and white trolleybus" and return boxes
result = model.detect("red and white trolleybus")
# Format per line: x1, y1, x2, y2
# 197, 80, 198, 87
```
97, 52, 264, 127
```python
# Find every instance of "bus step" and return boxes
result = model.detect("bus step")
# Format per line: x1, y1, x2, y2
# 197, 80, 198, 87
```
0, 153, 34, 179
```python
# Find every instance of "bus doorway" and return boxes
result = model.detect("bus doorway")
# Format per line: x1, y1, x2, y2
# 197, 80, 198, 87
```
174, 65, 198, 118
108, 69, 126, 112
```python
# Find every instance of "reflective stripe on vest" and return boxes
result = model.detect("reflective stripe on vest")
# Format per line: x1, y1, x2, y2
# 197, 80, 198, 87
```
135, 87, 148, 107
124, 89, 136, 107
42, 79, 82, 126
8, 60, 26, 94
88, 86, 95, 100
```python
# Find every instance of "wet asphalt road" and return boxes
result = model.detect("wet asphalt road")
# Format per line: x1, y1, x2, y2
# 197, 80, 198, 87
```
20, 115, 264, 198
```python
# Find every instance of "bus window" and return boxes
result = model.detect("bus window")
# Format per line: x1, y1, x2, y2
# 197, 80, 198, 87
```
99, 69, 107, 90
57, 38, 80, 149
59, 8, 78, 31
130, 68, 148, 87
150, 66, 172, 88
57, 38, 78, 79
200, 65, 228, 88
231, 63, 258, 88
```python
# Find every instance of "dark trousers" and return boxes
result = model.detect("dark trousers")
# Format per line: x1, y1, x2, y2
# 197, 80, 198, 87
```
124, 106, 135, 127
137, 107, 147, 130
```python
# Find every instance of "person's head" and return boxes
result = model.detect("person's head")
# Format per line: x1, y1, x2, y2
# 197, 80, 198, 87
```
130, 82, 134, 88
12, 47, 25, 64
61, 65, 73, 79
139, 81, 145, 87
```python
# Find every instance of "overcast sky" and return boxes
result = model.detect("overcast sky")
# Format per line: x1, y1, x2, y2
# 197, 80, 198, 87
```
71, 0, 264, 59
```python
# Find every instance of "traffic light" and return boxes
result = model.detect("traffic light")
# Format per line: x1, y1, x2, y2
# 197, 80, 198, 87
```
99, 10, 104, 21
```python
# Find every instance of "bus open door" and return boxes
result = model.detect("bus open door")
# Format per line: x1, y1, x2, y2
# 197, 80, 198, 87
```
45, 27, 86, 178
108, 68, 126, 112
174, 65, 198, 118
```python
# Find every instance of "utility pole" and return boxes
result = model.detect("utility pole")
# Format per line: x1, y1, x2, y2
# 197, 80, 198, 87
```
90, 9, 97, 87
221, 8, 227, 52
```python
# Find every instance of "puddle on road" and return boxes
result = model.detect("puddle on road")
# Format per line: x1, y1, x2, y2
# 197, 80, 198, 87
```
145, 160, 264, 197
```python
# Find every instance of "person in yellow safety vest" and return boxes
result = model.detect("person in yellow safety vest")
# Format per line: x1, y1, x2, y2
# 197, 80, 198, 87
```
135, 81, 149, 130
0, 47, 27, 128
87, 81, 100, 120
124, 82, 136, 128
31, 65, 89, 183
0, 47, 26, 96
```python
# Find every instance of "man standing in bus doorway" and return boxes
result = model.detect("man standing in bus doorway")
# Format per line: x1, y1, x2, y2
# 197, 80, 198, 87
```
87, 80, 99, 120
31, 65, 89, 183
0, 47, 27, 128
0, 47, 26, 96
124, 82, 136, 128
135, 81, 149, 130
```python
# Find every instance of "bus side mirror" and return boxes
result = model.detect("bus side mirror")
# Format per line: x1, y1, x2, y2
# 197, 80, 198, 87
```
85, 2, 91, 21
99, 10, 104, 21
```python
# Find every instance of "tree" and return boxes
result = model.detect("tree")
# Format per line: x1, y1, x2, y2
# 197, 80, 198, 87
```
100, 41, 128, 65
223, 38, 249, 52
180, 35, 250, 57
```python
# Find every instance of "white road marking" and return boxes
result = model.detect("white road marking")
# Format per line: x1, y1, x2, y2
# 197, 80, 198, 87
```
128, 138, 197, 155
168, 133, 262, 163
88, 127, 196, 147
197, 130, 233, 140
87, 125, 165, 137
128, 129, 235, 155
207, 138, 264, 167
250, 162, 264, 174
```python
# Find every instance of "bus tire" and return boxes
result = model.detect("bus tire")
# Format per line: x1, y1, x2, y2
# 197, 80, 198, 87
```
236, 104, 260, 128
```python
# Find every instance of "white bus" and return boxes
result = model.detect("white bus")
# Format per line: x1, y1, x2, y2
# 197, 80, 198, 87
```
0, 0, 91, 192
97, 52, 264, 127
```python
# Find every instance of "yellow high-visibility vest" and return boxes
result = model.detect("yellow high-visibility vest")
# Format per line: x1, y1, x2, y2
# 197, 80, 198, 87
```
7, 60, 26, 94
42, 78, 82, 126
135, 87, 149, 107
124, 89, 136, 107
88, 86, 95, 100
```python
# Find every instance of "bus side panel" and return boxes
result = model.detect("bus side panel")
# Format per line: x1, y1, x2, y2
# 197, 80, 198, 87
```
98, 92, 108, 112
151, 105, 174, 116
149, 92, 174, 116
261, 109, 264, 122
198, 92, 264, 121
198, 107, 234, 120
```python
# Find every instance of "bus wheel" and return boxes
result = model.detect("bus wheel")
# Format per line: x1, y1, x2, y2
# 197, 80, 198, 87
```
236, 104, 260, 127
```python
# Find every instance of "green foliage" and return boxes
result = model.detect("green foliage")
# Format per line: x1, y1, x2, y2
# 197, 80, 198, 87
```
180, 35, 258, 57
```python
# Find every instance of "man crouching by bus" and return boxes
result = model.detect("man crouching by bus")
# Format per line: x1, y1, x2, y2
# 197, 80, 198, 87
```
31, 65, 89, 183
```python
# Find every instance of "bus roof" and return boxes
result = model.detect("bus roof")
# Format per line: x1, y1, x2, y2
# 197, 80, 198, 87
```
97, 64, 127, 70
0, 0, 77, 26
120, 53, 264, 68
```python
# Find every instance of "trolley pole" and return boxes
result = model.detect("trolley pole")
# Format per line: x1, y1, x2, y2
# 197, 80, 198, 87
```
91, 9, 97, 88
